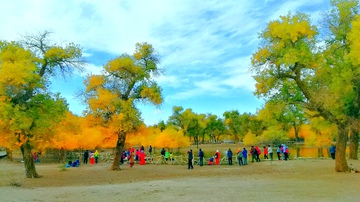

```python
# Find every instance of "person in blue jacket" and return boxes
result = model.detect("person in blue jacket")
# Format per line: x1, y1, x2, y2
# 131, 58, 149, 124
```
227, 148, 233, 165
329, 145, 336, 159
242, 148, 248, 165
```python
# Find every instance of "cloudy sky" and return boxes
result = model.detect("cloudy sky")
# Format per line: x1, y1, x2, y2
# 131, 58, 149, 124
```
0, 0, 331, 125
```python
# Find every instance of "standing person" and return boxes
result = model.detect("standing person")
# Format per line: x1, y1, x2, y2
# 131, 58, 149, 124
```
83, 150, 89, 164
129, 151, 134, 167
237, 148, 243, 166
268, 145, 273, 161
165, 150, 170, 161
281, 144, 285, 160
161, 148, 166, 158
263, 146, 268, 159
214, 150, 220, 165
329, 145, 336, 159
89, 151, 95, 164
148, 145, 153, 156
277, 145, 281, 160
139, 150, 146, 165
242, 148, 248, 165
198, 148, 204, 166
94, 150, 99, 164
227, 148, 233, 165
284, 146, 289, 161
187, 149, 194, 169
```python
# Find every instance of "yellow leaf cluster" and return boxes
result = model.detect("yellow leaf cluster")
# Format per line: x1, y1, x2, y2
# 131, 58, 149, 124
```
140, 86, 162, 105
85, 75, 105, 92
348, 15, 360, 66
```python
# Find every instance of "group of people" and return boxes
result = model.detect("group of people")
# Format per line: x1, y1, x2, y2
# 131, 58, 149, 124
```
121, 146, 147, 167
187, 144, 293, 169
83, 150, 99, 165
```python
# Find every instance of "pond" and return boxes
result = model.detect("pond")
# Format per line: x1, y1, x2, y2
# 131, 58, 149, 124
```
197, 145, 350, 159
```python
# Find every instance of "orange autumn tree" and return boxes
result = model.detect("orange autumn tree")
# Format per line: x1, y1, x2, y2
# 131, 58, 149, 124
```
83, 42, 163, 170
153, 127, 190, 150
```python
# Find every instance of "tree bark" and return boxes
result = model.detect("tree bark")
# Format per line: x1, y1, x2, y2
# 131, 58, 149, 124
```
21, 141, 40, 178
349, 130, 359, 160
5, 148, 13, 161
111, 131, 126, 170
335, 125, 349, 172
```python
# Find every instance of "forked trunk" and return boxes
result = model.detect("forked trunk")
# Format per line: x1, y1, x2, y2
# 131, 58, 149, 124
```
349, 130, 359, 160
335, 125, 349, 172
111, 131, 126, 170
21, 141, 40, 178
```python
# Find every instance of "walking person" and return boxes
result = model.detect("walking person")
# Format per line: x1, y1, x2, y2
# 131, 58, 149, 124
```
187, 149, 193, 169
268, 145, 273, 161
251, 146, 257, 163
198, 148, 204, 166
242, 148, 248, 165
227, 148, 233, 165
263, 146, 268, 159
255, 146, 261, 162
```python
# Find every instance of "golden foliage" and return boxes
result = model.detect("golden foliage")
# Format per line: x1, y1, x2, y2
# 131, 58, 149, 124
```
242, 131, 256, 146
348, 15, 360, 66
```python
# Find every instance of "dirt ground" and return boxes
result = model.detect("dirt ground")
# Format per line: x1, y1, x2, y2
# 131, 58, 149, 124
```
1, 155, 360, 202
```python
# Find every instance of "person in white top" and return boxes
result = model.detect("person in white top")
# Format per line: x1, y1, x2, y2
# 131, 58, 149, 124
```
267, 145, 273, 161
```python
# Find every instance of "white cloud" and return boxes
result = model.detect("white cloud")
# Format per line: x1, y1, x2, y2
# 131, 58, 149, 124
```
0, 0, 332, 125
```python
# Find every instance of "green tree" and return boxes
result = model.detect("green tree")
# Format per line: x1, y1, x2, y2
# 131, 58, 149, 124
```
204, 114, 226, 142
83, 42, 163, 170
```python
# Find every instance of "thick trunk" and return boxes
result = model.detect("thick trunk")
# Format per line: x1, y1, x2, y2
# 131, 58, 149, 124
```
21, 141, 40, 178
111, 131, 126, 170
349, 130, 359, 160
6, 148, 13, 161
335, 126, 349, 172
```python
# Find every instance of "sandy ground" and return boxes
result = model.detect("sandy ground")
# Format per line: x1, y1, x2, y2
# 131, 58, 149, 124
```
1, 157, 360, 202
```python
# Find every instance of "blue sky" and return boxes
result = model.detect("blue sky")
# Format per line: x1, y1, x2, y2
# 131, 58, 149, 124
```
0, 0, 331, 125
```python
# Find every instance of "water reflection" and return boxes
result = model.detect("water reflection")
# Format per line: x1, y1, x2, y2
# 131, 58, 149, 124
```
201, 145, 350, 158
289, 146, 350, 158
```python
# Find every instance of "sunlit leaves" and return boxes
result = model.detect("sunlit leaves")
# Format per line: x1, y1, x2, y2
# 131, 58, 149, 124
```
348, 15, 360, 66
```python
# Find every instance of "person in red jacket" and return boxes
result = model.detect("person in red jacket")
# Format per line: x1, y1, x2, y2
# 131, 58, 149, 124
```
214, 150, 220, 165
139, 150, 146, 165
263, 146, 268, 159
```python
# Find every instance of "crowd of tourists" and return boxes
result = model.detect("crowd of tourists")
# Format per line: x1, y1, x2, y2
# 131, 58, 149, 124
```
76, 144, 294, 168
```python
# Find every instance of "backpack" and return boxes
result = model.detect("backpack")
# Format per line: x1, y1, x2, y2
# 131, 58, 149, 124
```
256, 148, 261, 155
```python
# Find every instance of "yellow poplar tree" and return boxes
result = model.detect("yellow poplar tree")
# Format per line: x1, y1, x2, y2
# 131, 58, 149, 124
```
83, 43, 163, 170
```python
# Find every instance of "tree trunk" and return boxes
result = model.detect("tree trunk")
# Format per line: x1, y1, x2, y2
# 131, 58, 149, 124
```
111, 131, 126, 170
318, 147, 324, 158
335, 125, 349, 172
349, 130, 359, 160
6, 148, 13, 161
296, 147, 300, 158
21, 141, 40, 178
